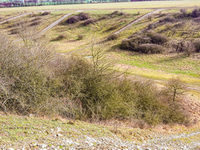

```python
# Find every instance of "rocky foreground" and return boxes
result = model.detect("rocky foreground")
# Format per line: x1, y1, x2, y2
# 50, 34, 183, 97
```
0, 113, 200, 150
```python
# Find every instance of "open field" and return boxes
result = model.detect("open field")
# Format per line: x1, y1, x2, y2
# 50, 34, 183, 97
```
0, 0, 200, 12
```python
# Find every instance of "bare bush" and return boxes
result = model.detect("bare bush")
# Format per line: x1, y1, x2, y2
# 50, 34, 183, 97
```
51, 35, 65, 41
137, 44, 166, 54
193, 39, 200, 52
159, 16, 176, 23
176, 40, 195, 56
77, 34, 84, 40
164, 78, 186, 102
180, 9, 188, 17
120, 35, 151, 51
191, 8, 200, 18
81, 19, 96, 26
147, 32, 168, 45
0, 34, 53, 114
107, 34, 118, 41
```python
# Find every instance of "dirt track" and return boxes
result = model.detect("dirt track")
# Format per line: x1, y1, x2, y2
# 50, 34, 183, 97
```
38, 11, 80, 36
114, 9, 164, 34
0, 12, 31, 25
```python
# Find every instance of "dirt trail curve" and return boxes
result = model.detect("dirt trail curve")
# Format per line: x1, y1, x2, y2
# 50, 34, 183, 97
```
38, 10, 82, 37
0, 12, 31, 25
114, 9, 164, 35
139, 130, 200, 149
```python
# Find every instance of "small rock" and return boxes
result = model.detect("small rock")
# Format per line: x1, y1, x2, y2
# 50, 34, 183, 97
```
56, 133, 63, 137
40, 144, 47, 148
57, 127, 62, 132
67, 121, 75, 125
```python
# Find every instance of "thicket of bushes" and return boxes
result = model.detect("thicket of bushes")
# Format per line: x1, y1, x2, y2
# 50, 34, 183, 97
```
0, 34, 188, 125
121, 28, 200, 55
120, 32, 168, 54
120, 8, 200, 55
176, 8, 200, 19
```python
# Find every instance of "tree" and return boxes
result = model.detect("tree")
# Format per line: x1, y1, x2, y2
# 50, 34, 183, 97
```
165, 78, 186, 102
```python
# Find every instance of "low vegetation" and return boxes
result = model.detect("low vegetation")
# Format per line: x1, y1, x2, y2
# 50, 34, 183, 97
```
120, 8, 200, 56
61, 13, 90, 25
120, 32, 167, 54
0, 33, 188, 126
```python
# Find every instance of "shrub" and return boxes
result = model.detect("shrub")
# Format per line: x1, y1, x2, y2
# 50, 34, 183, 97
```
162, 104, 187, 124
147, 23, 158, 30
164, 78, 186, 102
31, 17, 41, 22
0, 36, 53, 114
62, 13, 90, 25
133, 80, 187, 125
165, 40, 180, 53
120, 39, 138, 51
137, 44, 165, 54
57, 53, 187, 125
9, 28, 19, 35
105, 25, 119, 32
159, 16, 176, 23
55, 50, 135, 120
64, 16, 80, 24
29, 21, 40, 26
193, 39, 200, 52
109, 11, 124, 17
193, 17, 200, 22
177, 40, 195, 56
77, 13, 90, 20
120, 36, 151, 51
191, 8, 200, 18
40, 12, 50, 16
77, 35, 83, 40
51, 35, 65, 41
81, 19, 96, 26
56, 50, 116, 120
120, 34, 166, 53
180, 9, 188, 17
147, 32, 168, 45
107, 34, 118, 41
132, 81, 164, 125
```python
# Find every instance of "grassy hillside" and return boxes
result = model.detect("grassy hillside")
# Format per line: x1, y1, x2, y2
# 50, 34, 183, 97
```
0, 2, 200, 149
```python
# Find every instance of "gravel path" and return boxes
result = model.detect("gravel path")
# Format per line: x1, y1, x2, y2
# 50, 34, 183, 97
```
42, 130, 200, 149
140, 130, 200, 150
5, 129, 199, 149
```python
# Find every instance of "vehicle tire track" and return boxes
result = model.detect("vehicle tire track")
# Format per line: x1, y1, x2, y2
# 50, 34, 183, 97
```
0, 12, 31, 25
37, 10, 82, 37
113, 9, 164, 35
